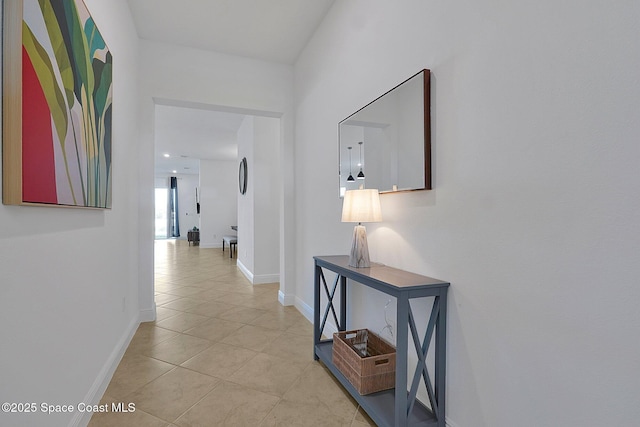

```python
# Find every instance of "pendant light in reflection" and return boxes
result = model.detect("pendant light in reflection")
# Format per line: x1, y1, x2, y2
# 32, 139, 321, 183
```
347, 146, 355, 182
357, 141, 365, 179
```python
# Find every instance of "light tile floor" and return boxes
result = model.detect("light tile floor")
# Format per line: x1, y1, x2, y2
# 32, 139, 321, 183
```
89, 239, 375, 427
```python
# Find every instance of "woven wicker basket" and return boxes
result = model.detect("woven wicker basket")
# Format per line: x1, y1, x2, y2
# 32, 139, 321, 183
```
333, 329, 396, 395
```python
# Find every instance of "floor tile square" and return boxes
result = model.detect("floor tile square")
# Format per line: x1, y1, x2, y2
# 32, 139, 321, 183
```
155, 293, 182, 306
125, 324, 180, 355
181, 342, 257, 379
228, 353, 308, 396
216, 306, 267, 324
281, 362, 358, 422
162, 286, 207, 298
260, 399, 354, 427
155, 307, 182, 322
155, 312, 209, 333
105, 353, 174, 399
174, 381, 279, 427
128, 367, 219, 422
220, 324, 283, 352
262, 332, 315, 363
88, 407, 169, 427
160, 298, 206, 312
249, 310, 304, 331
183, 300, 234, 317
183, 318, 244, 342
145, 334, 212, 365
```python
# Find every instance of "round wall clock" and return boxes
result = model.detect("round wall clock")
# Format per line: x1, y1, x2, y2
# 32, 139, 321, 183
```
239, 157, 248, 194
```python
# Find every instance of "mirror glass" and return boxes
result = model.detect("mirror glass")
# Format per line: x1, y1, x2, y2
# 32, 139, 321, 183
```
339, 69, 430, 196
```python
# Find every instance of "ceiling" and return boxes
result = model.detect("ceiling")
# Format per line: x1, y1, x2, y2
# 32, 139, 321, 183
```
154, 104, 247, 176
128, 0, 335, 176
127, 0, 335, 64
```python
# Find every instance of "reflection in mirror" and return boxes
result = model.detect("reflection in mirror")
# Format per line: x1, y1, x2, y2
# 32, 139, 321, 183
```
339, 69, 430, 196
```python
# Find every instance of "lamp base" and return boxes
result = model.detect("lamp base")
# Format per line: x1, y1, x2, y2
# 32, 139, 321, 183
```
349, 224, 371, 268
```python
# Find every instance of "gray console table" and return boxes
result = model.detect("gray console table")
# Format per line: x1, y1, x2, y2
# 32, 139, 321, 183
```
313, 255, 449, 427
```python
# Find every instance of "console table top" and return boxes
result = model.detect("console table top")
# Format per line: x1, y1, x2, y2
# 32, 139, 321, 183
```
314, 255, 449, 291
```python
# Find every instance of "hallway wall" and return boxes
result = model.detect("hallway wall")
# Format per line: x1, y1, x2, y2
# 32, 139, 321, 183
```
292, 1, 640, 426
0, 1, 141, 426
237, 116, 281, 283
199, 159, 238, 248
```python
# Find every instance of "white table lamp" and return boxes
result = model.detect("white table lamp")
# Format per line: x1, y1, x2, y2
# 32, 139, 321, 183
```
341, 189, 382, 268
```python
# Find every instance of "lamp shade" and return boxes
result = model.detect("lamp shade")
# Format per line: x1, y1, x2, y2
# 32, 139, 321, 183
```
341, 189, 382, 223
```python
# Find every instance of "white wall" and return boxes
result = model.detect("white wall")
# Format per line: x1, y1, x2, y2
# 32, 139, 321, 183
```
237, 117, 255, 272
237, 116, 281, 283
0, 1, 140, 426
293, 1, 640, 427
138, 40, 296, 312
253, 117, 281, 282
199, 160, 237, 247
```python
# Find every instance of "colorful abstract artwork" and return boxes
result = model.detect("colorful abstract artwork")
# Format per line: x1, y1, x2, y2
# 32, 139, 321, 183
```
2, 0, 112, 208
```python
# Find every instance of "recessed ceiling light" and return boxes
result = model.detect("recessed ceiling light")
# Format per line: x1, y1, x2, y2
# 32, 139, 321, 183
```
172, 170, 177, 173
163, 153, 170, 158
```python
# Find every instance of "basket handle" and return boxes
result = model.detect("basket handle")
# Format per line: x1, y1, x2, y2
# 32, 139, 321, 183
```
375, 358, 389, 366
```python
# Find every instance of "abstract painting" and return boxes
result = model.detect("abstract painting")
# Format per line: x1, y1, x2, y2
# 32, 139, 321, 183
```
3, 0, 113, 208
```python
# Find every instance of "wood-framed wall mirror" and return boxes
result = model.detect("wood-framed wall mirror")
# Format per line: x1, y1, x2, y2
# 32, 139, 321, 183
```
338, 69, 431, 197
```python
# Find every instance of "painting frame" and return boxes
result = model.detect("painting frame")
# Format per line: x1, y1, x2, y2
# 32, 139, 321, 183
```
2, 0, 113, 209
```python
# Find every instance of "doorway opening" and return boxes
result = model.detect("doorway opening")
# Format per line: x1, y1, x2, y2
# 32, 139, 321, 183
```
152, 99, 282, 285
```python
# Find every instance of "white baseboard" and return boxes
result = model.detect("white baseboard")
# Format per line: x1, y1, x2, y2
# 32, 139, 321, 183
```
278, 290, 295, 306
71, 314, 140, 427
139, 303, 156, 322
237, 260, 279, 285
253, 273, 279, 284
295, 296, 313, 322
237, 260, 253, 282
